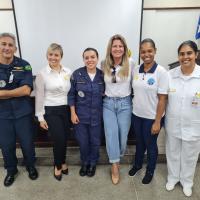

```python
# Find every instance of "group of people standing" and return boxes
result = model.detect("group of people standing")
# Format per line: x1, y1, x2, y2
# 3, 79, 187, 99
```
0, 32, 199, 197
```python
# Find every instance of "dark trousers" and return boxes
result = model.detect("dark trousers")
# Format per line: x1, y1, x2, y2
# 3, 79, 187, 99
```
133, 114, 164, 174
0, 115, 35, 174
74, 123, 102, 166
45, 105, 70, 169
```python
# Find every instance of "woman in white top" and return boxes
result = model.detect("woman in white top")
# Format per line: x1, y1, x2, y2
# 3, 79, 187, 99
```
35, 43, 71, 181
129, 39, 168, 184
102, 34, 133, 184
165, 40, 200, 197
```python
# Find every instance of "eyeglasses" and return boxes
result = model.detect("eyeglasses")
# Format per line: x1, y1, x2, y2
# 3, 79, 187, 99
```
111, 67, 117, 83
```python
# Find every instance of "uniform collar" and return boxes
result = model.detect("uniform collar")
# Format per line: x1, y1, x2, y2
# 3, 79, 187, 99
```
172, 65, 200, 79
46, 64, 66, 74
81, 66, 100, 82
0, 56, 18, 69
139, 62, 158, 73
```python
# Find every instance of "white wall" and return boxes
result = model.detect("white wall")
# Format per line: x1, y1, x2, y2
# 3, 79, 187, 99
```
1, 1, 199, 71
0, 11, 16, 34
0, 0, 12, 8
142, 9, 200, 68
144, 0, 200, 8
13, 0, 142, 74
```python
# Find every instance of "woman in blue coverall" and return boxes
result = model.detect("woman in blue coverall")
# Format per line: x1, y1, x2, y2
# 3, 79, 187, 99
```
68, 48, 104, 177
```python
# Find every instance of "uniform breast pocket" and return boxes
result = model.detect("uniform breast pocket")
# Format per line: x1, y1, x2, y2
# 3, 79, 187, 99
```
14, 71, 25, 81
0, 72, 8, 88
76, 81, 87, 90
0, 68, 8, 79
0, 72, 7, 80
93, 82, 104, 95
76, 81, 87, 102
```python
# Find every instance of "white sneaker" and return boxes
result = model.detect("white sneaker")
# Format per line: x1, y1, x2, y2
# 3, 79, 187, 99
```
166, 182, 175, 191
183, 187, 192, 197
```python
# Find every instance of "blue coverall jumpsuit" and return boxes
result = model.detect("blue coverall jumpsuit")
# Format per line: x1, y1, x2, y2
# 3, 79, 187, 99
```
68, 66, 104, 166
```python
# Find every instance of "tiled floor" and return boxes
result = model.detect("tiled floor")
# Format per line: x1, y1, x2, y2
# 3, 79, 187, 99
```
0, 164, 199, 200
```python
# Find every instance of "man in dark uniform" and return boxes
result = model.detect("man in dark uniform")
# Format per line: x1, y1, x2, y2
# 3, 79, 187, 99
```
0, 33, 38, 187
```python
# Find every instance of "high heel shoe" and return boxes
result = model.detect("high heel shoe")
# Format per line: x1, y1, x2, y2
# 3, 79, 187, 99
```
111, 163, 120, 185
62, 168, 69, 175
62, 163, 69, 175
54, 166, 62, 181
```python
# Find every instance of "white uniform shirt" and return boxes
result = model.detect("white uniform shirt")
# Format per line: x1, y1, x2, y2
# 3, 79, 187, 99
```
104, 60, 134, 97
35, 65, 71, 121
132, 63, 168, 119
165, 65, 200, 141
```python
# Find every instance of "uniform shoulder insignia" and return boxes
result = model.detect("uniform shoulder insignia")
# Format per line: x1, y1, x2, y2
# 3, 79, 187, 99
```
24, 65, 32, 71
14, 66, 23, 70
13, 66, 24, 71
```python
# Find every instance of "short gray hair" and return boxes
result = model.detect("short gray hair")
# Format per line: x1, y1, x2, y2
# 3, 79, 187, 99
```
0, 32, 16, 45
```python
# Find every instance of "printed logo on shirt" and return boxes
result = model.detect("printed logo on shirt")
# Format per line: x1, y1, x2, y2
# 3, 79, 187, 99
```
147, 78, 155, 85
0, 80, 6, 88
78, 91, 85, 97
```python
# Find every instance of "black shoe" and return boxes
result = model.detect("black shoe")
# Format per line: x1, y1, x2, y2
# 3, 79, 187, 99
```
54, 166, 62, 181
142, 171, 153, 184
4, 170, 18, 187
27, 167, 38, 180
54, 172, 62, 181
128, 166, 142, 177
79, 165, 88, 176
87, 166, 96, 177
62, 168, 69, 175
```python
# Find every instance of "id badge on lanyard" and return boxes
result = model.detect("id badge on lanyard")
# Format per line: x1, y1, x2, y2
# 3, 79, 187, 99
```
8, 71, 14, 83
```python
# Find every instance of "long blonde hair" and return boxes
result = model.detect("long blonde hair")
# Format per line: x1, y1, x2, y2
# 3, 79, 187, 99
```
102, 34, 129, 78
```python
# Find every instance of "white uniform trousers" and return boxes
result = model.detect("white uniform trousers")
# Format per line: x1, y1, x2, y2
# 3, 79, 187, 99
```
166, 134, 200, 188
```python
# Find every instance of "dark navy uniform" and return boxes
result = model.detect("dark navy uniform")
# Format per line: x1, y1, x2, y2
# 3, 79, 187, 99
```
68, 66, 104, 166
0, 56, 35, 174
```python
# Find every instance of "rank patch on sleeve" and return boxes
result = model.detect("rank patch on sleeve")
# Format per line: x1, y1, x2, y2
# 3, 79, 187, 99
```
24, 65, 32, 71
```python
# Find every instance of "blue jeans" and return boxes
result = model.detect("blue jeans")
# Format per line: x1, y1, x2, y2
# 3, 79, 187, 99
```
103, 96, 132, 163
133, 114, 164, 173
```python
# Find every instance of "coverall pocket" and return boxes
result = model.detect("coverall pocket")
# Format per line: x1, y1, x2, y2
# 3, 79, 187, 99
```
14, 71, 25, 80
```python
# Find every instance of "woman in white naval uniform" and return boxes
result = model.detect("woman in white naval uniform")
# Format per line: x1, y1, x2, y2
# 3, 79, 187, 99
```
165, 40, 200, 197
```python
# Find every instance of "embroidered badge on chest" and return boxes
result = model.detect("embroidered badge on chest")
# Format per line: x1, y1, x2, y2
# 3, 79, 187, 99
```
147, 78, 155, 85
134, 75, 139, 80
78, 91, 85, 97
0, 80, 6, 88
64, 75, 70, 80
